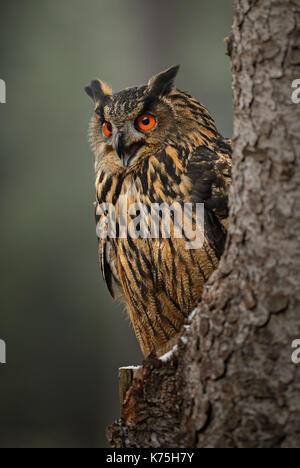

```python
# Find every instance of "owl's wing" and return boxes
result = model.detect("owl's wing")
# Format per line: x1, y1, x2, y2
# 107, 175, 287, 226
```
95, 205, 115, 299
187, 137, 232, 258
98, 239, 115, 299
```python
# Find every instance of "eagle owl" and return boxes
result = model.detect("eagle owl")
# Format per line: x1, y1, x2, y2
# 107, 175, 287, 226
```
85, 66, 231, 357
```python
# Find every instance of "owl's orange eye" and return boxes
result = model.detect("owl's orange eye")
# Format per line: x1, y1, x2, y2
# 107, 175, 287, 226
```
102, 121, 112, 137
137, 114, 156, 131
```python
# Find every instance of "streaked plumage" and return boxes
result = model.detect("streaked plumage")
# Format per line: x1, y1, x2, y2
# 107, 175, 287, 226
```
85, 66, 232, 357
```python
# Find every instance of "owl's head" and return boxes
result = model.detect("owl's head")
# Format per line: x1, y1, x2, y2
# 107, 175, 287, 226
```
85, 66, 185, 171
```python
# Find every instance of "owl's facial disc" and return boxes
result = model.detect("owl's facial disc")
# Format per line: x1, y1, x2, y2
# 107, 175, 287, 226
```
114, 131, 144, 168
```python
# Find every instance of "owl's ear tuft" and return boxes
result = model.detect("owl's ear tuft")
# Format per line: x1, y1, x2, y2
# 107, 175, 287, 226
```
84, 79, 112, 103
148, 65, 180, 97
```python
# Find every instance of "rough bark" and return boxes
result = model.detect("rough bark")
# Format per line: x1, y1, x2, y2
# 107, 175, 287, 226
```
107, 0, 300, 448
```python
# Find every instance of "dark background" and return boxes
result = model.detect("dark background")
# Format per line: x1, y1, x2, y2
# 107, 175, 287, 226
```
0, 0, 233, 448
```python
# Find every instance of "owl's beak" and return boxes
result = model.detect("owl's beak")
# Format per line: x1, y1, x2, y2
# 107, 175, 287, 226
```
122, 154, 132, 168
114, 132, 142, 168
114, 132, 130, 168
115, 132, 124, 160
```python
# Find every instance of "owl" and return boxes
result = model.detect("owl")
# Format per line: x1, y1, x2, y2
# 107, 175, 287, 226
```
85, 66, 231, 357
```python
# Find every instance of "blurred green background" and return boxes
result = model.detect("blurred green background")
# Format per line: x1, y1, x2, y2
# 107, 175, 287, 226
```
0, 0, 233, 448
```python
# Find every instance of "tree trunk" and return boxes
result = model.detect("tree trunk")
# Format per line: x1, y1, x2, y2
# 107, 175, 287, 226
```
107, 0, 300, 448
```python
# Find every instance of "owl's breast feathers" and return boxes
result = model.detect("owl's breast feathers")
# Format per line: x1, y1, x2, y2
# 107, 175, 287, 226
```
95, 119, 232, 356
